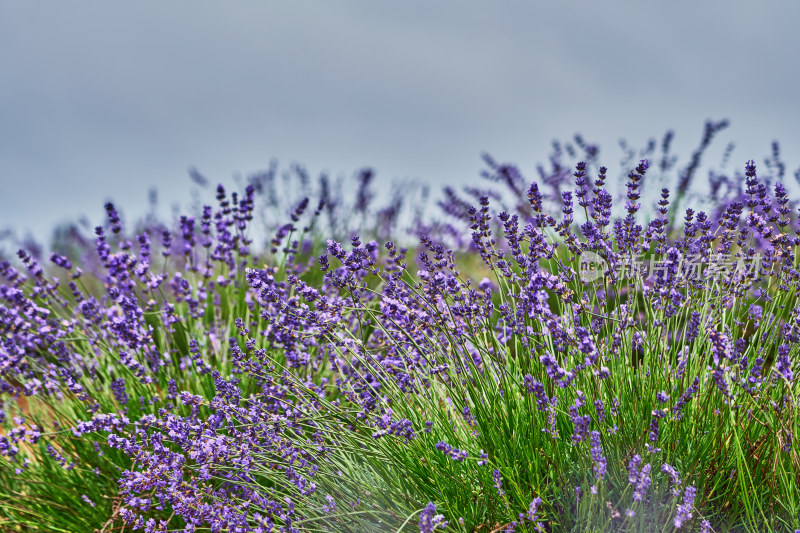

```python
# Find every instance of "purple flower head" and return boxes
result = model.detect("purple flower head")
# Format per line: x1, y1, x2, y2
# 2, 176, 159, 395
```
323, 495, 337, 514
569, 402, 591, 445
523, 375, 550, 411
673, 377, 700, 419
674, 485, 696, 528
478, 450, 488, 466
418, 502, 448, 532
105, 202, 122, 234
708, 329, 731, 366
590, 431, 606, 480
594, 399, 606, 422
712, 367, 731, 398
632, 463, 652, 502
574, 162, 590, 208
775, 344, 793, 381
492, 469, 505, 498
527, 497, 542, 523
435, 441, 468, 462
661, 463, 682, 495
748, 304, 763, 324
623, 159, 649, 216
628, 455, 642, 484
49, 253, 73, 270
111, 378, 129, 405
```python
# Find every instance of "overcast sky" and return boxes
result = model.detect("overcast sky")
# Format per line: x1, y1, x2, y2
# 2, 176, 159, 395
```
2, 1, 799, 245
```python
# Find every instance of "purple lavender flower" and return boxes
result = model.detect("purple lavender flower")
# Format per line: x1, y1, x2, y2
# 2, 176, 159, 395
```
628, 455, 642, 484
527, 497, 542, 524
708, 329, 731, 366
569, 401, 591, 445
661, 463, 682, 495
590, 431, 606, 481
492, 469, 505, 498
712, 367, 731, 398
435, 441, 468, 462
673, 377, 701, 419
594, 399, 606, 422
633, 464, 652, 502
523, 375, 549, 411
105, 202, 122, 234
748, 304, 763, 324
674, 485, 696, 528
81, 494, 96, 508
49, 253, 73, 270
775, 344, 793, 381
110, 378, 129, 405
323, 495, 337, 514
418, 502, 448, 532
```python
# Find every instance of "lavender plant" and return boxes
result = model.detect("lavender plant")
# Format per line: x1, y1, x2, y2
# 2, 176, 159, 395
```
1, 138, 799, 533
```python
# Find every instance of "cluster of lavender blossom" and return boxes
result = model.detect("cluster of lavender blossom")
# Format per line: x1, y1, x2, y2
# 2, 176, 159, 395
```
2, 128, 800, 532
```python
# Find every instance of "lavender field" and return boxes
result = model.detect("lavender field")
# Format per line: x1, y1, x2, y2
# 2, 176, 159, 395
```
1, 128, 799, 532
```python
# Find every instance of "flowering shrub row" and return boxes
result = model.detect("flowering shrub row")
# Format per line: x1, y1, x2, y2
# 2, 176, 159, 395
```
1, 129, 799, 532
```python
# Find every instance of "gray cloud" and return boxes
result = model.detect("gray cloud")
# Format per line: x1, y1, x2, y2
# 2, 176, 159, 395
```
1, 1, 799, 243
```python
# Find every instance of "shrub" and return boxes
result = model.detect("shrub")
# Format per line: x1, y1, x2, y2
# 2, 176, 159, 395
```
2, 130, 799, 532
